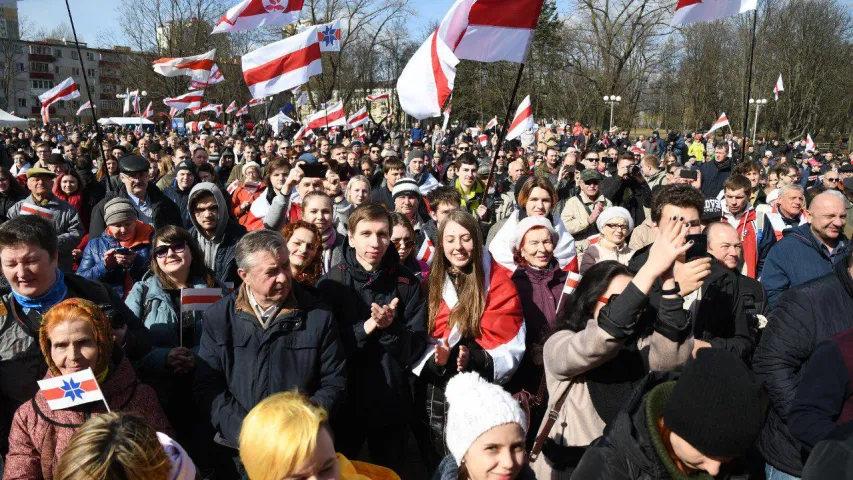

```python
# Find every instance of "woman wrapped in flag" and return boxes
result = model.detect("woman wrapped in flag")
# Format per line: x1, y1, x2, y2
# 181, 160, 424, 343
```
4, 298, 171, 480
411, 210, 525, 472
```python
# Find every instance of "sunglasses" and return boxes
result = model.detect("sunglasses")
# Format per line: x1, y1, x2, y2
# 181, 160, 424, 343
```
458, 147, 470, 151
392, 238, 415, 248
154, 240, 187, 259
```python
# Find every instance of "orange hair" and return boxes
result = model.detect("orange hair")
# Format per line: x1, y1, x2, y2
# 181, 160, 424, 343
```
39, 298, 114, 377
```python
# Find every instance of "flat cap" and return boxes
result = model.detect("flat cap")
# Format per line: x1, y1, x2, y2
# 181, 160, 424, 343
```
118, 155, 149, 174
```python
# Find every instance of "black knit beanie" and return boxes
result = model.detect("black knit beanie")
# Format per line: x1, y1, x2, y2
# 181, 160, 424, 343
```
663, 348, 766, 458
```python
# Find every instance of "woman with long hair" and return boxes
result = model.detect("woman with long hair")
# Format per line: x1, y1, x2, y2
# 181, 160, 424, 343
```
529, 217, 695, 479
125, 225, 226, 450
412, 210, 524, 472
281, 220, 323, 287
53, 169, 92, 233
96, 156, 121, 193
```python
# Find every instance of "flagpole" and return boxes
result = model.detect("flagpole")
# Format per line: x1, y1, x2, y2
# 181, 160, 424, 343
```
480, 63, 525, 205
64, 0, 110, 164
739, 9, 758, 165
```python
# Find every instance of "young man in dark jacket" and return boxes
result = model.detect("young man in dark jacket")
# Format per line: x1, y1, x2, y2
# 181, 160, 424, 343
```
753, 254, 853, 478
194, 230, 346, 474
316, 203, 428, 473
572, 349, 765, 480
162, 160, 198, 229
187, 182, 246, 288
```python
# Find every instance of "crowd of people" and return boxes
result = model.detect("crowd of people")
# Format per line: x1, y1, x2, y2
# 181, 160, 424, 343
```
0, 118, 849, 480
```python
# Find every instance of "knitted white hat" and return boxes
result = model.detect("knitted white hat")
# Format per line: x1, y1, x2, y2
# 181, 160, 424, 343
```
595, 206, 634, 234
444, 372, 527, 466
512, 215, 557, 250
242, 161, 261, 176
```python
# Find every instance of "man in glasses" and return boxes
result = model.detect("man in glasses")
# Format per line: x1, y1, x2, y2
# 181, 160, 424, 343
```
32, 142, 51, 169
561, 169, 613, 255
188, 182, 246, 288
316, 203, 426, 473
196, 230, 346, 475
89, 155, 182, 239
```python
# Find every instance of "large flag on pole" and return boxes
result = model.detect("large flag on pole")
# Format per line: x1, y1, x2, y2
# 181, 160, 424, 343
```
164, 91, 205, 111
39, 77, 80, 125
672, 0, 757, 26
346, 106, 368, 130
305, 102, 346, 130
235, 105, 249, 116
705, 113, 730, 137
153, 49, 216, 78
212, 0, 304, 34
505, 96, 533, 141
397, 29, 458, 119
241, 26, 322, 99
774, 74, 784, 101
142, 101, 153, 119
190, 64, 225, 89
225, 101, 238, 114
441, 0, 545, 64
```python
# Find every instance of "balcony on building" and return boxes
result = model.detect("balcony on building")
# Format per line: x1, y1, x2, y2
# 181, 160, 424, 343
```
28, 53, 55, 63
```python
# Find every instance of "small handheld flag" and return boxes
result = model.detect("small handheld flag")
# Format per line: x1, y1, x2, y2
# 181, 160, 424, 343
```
38, 367, 108, 412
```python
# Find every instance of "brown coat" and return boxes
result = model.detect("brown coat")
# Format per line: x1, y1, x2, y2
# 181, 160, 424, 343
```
3, 352, 172, 480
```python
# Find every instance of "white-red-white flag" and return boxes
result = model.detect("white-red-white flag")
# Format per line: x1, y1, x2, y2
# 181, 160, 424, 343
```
442, 102, 452, 132
346, 106, 369, 130
142, 101, 153, 119
212, 0, 304, 34
805, 134, 816, 152
293, 124, 309, 140
397, 29, 458, 120
485, 116, 498, 131
248, 98, 265, 107
153, 49, 216, 78
706, 113, 730, 136
774, 74, 784, 101
169, 107, 179, 119
225, 101, 238, 114
76, 101, 94, 116
163, 91, 205, 111
200, 103, 223, 117
242, 26, 321, 99
190, 64, 225, 89
672, 0, 756, 26
441, 0, 545, 64
505, 96, 533, 141
305, 102, 346, 130
181, 288, 225, 312
366, 92, 390, 103
235, 105, 249, 116
478, 133, 488, 147
39, 77, 80, 125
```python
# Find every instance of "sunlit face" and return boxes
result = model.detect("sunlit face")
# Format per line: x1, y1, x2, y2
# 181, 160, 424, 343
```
296, 177, 324, 200
1, 243, 57, 298
269, 168, 288, 192
808, 194, 847, 244
778, 168, 796, 187
324, 173, 342, 197
525, 187, 553, 217
384, 168, 404, 189
238, 248, 292, 307
461, 423, 527, 480
303, 197, 334, 233
778, 189, 804, 218
244, 167, 261, 183
108, 219, 137, 242
27, 174, 54, 198
391, 224, 415, 262
348, 219, 391, 269
458, 164, 477, 188
60, 175, 79, 195
442, 221, 475, 269
154, 239, 191, 279
121, 171, 149, 197
176, 170, 195, 190
49, 319, 100, 377
286, 227, 319, 271
193, 149, 209, 165
508, 162, 523, 182
409, 157, 424, 175
520, 227, 554, 269
724, 188, 749, 216
601, 217, 629, 246
287, 427, 340, 480
708, 225, 742, 271
13, 154, 26, 167
394, 193, 418, 219
714, 146, 728, 162
193, 196, 219, 234
581, 179, 600, 198
743, 170, 759, 188
347, 180, 370, 207
767, 173, 778, 190
670, 431, 731, 477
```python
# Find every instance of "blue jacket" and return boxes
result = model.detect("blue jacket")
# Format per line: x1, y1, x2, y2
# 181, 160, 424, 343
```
410, 127, 424, 142
761, 223, 849, 308
77, 233, 152, 298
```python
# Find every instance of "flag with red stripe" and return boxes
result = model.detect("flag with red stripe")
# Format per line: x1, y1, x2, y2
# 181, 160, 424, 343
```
181, 287, 225, 312
212, 0, 304, 34
242, 26, 322, 99
346, 107, 368, 130
225, 101, 238, 114
164, 90, 205, 111
485, 115, 498, 130
505, 95, 533, 141
39, 77, 80, 125
142, 101, 154, 119
416, 238, 435, 265
248, 98, 265, 107
774, 74, 784, 101
153, 49, 216, 78
305, 102, 346, 129
76, 101, 94, 116
366, 92, 390, 103
672, 0, 756, 26
190, 64, 225, 89
21, 203, 54, 220
37, 368, 106, 411
443, 0, 545, 64
235, 105, 249, 116
704, 113, 729, 137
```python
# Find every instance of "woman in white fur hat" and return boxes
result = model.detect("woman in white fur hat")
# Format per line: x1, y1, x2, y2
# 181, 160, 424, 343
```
580, 206, 635, 275
431, 372, 534, 480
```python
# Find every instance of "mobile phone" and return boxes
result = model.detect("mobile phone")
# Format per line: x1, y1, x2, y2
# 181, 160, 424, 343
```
685, 234, 708, 262
679, 169, 698, 181
299, 163, 328, 179
114, 247, 132, 255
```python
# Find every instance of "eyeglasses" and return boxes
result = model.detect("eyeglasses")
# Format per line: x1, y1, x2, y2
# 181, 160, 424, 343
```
154, 241, 187, 259
392, 238, 415, 248
370, 149, 380, 154
825, 177, 839, 182
604, 223, 629, 231
458, 147, 470, 152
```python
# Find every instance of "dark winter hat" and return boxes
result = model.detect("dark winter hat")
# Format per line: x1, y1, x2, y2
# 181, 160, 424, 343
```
839, 163, 853, 174
297, 153, 318, 165
118, 155, 149, 174
663, 349, 766, 458
514, 175, 530, 202
47, 153, 66, 165
103, 197, 138, 226
175, 161, 196, 176
407, 149, 425, 162
702, 198, 723, 222
392, 177, 420, 201
148, 142, 162, 153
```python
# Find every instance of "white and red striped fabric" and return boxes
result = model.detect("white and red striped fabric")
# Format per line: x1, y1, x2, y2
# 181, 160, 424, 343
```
190, 64, 225, 89
185, 121, 225, 133
163, 91, 205, 111
39, 77, 80, 125
181, 288, 225, 312
20, 203, 54, 220
200, 103, 223, 117
774, 74, 784, 101
241, 25, 321, 99
365, 92, 390, 103
705, 113, 729, 137
672, 0, 756, 26
397, 29, 458, 120
293, 124, 309, 140
505, 95, 533, 141
485, 115, 498, 130
248, 98, 265, 107
305, 102, 346, 129
478, 133, 488, 147
235, 105, 249, 116
346, 106, 369, 130
412, 250, 525, 385
225, 101, 238, 114
153, 49, 216, 78
442, 0, 545, 64
805, 134, 816, 152
212, 0, 304, 34
416, 238, 435, 265
142, 101, 153, 118
76, 101, 94, 116
488, 210, 577, 275
37, 368, 106, 411
169, 107, 180, 119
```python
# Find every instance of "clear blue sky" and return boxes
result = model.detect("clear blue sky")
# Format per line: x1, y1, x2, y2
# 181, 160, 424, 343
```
18, 0, 459, 48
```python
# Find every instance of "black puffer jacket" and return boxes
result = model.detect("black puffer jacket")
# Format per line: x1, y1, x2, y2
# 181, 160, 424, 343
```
753, 258, 853, 476
316, 246, 429, 427
571, 373, 753, 480
89, 184, 183, 238
629, 248, 755, 363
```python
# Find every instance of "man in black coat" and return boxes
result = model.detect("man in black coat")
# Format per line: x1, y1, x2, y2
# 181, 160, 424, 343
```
89, 155, 182, 237
697, 142, 734, 199
162, 160, 198, 229
317, 204, 428, 474
194, 230, 346, 473
753, 254, 853, 478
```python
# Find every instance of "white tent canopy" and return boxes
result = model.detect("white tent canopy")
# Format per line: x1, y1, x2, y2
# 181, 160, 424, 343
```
98, 117, 155, 126
0, 109, 29, 127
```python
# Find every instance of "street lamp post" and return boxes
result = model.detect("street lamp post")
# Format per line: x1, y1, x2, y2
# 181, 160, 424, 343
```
603, 95, 622, 132
749, 98, 767, 142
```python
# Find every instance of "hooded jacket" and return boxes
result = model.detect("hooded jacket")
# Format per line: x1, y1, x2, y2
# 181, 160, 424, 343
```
187, 183, 246, 288
3, 350, 171, 480
316, 246, 428, 426
760, 222, 849, 308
